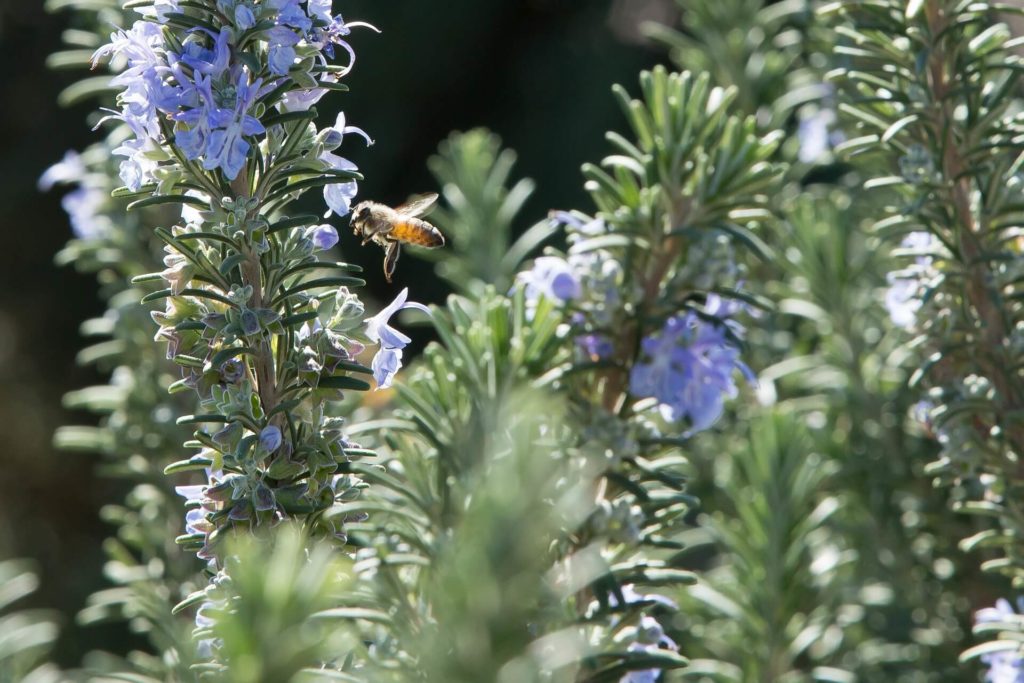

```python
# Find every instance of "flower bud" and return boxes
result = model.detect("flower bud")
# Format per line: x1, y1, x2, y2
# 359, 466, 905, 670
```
259, 425, 282, 453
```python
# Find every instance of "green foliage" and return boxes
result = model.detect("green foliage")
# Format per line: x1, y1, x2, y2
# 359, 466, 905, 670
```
828, 0, 1024, 665
585, 67, 781, 240
0, 560, 61, 683
681, 412, 852, 682
44, 0, 206, 679
423, 129, 552, 295
337, 62, 788, 680
649, 3, 975, 678
646, 0, 820, 126
193, 527, 357, 683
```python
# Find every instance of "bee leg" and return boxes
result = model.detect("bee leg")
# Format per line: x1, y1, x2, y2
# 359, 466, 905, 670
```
383, 240, 401, 283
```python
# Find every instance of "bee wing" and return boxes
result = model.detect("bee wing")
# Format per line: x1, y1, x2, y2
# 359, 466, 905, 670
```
395, 192, 439, 218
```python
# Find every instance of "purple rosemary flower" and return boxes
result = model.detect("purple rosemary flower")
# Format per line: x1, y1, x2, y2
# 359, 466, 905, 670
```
623, 615, 678, 683
234, 5, 257, 31
175, 472, 221, 559
270, 0, 313, 33
56, 188, 106, 238
279, 74, 334, 112
219, 359, 246, 384
608, 585, 678, 611
797, 107, 843, 163
365, 288, 430, 389
975, 599, 1024, 683
38, 150, 85, 190
630, 309, 752, 434
194, 600, 219, 658
176, 71, 266, 180
136, 0, 180, 23
307, 2, 380, 69
39, 152, 112, 239
178, 28, 231, 77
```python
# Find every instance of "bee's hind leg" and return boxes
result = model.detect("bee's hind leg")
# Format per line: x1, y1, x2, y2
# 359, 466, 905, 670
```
383, 240, 401, 283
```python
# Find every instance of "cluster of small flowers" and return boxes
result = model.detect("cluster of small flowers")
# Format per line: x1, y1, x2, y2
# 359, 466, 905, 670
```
630, 295, 752, 434
88, 0, 436, 567
38, 150, 112, 239
884, 231, 941, 329
93, 0, 375, 216
517, 212, 751, 435
975, 599, 1024, 683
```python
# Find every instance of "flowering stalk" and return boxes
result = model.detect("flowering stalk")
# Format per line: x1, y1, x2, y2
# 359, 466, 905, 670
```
830, 0, 1024, 674
532, 68, 780, 678
87, 0, 432, 668
335, 67, 782, 681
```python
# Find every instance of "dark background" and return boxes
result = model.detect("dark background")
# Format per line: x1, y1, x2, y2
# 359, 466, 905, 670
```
0, 0, 670, 665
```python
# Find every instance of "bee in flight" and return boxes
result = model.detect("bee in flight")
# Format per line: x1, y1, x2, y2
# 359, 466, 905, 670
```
350, 193, 445, 282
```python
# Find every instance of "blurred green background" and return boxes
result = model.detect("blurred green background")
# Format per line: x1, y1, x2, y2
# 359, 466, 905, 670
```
0, 0, 667, 665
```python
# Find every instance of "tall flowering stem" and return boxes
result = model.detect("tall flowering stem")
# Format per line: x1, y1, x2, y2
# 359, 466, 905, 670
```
830, 0, 1024, 672
89, 1, 420, 603
343, 68, 783, 681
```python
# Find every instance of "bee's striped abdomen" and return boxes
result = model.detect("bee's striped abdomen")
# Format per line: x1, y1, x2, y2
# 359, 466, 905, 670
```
392, 218, 445, 248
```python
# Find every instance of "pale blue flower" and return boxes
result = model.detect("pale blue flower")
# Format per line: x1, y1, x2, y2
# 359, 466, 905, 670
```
976, 599, 1024, 683
365, 288, 430, 389
307, 0, 333, 23
885, 231, 939, 329
175, 476, 217, 542
320, 113, 372, 217
323, 111, 373, 149
517, 256, 581, 307
309, 224, 339, 250
280, 80, 331, 112
62, 187, 108, 239
113, 137, 160, 191
135, 0, 180, 22
234, 4, 256, 30
38, 150, 85, 191
194, 599, 222, 658
265, 24, 302, 75
268, 43, 296, 75
176, 71, 266, 180
94, 20, 172, 140
322, 152, 359, 218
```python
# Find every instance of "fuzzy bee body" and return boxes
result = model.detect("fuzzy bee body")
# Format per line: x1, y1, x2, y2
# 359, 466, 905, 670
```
390, 217, 445, 247
350, 193, 445, 282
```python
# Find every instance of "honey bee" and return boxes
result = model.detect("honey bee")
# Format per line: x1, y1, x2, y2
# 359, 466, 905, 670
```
350, 193, 445, 282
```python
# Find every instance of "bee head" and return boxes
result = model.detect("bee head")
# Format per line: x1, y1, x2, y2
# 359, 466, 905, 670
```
351, 202, 372, 232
